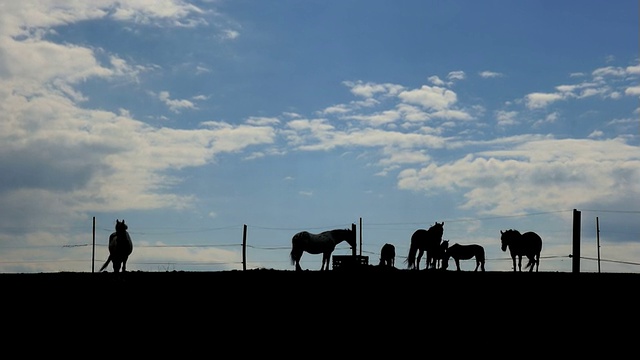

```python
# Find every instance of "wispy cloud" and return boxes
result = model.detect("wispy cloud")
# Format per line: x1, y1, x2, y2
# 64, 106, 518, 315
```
479, 71, 504, 78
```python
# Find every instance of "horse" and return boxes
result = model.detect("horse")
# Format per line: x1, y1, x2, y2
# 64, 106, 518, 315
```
434, 239, 449, 269
290, 228, 356, 271
379, 243, 396, 267
500, 229, 542, 272
99, 219, 134, 273
442, 243, 485, 271
405, 221, 444, 270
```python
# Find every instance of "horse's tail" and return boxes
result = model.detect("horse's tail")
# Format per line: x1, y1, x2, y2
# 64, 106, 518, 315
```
405, 243, 417, 269
290, 233, 298, 266
99, 255, 112, 272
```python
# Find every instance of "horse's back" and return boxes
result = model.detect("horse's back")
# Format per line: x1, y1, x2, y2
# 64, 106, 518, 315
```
522, 231, 543, 252
381, 243, 395, 257
411, 228, 441, 246
109, 231, 133, 255
411, 229, 428, 241
450, 243, 483, 259
292, 230, 334, 254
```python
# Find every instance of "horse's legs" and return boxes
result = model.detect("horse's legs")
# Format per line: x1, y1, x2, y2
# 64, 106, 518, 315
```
455, 259, 461, 271
528, 255, 537, 272
416, 250, 424, 270
113, 260, 121, 273
511, 256, 517, 272
321, 253, 329, 271
518, 256, 523, 272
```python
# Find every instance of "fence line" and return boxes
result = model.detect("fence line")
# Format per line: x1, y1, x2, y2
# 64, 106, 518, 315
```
0, 209, 638, 272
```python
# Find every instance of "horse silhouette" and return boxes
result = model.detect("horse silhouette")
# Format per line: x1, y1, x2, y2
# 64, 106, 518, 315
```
405, 222, 444, 270
100, 219, 133, 273
442, 243, 485, 271
433, 239, 449, 269
500, 229, 542, 272
290, 228, 356, 271
379, 243, 396, 267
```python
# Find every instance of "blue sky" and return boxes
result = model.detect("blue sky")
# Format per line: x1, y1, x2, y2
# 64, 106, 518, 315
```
0, 0, 638, 273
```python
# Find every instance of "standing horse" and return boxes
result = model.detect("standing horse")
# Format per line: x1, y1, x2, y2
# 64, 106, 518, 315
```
434, 239, 449, 269
290, 228, 356, 271
500, 229, 542, 272
442, 243, 485, 271
405, 221, 444, 270
379, 243, 396, 267
99, 219, 133, 273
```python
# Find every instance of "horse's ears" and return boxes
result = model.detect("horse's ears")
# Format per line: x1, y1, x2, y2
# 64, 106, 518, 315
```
500, 230, 504, 234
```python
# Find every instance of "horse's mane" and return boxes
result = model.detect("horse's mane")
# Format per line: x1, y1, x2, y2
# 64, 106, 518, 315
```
331, 229, 353, 233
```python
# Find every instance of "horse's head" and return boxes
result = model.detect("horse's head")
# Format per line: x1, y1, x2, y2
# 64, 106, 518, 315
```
430, 221, 444, 237
115, 219, 128, 233
440, 239, 449, 252
344, 229, 357, 249
500, 229, 519, 251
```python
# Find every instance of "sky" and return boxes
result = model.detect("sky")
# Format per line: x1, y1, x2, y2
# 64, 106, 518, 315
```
0, 0, 638, 274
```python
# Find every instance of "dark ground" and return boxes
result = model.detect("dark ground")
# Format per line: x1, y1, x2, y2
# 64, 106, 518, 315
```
3, 266, 638, 302
4, 267, 638, 351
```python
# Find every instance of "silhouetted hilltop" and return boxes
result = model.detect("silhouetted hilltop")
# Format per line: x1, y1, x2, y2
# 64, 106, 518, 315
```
2, 268, 638, 299
4, 268, 637, 333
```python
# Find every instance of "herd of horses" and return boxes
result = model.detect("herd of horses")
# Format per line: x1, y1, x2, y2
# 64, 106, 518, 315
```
100, 219, 542, 273
290, 221, 543, 272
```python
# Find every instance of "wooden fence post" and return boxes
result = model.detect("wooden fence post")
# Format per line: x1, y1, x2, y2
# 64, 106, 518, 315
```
572, 209, 581, 273
242, 224, 247, 271
352, 222, 357, 256
92, 216, 95, 273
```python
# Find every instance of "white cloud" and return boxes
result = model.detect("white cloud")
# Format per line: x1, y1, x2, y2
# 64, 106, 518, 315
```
588, 130, 604, 138
0, 1, 269, 235
626, 64, 640, 75
110, 0, 205, 26
592, 66, 627, 80
524, 92, 565, 109
428, 76, 446, 86
447, 71, 466, 81
220, 29, 240, 40
495, 110, 518, 126
479, 71, 504, 78
398, 85, 458, 111
157, 91, 197, 113
343, 80, 404, 98
625, 86, 640, 96
398, 137, 640, 215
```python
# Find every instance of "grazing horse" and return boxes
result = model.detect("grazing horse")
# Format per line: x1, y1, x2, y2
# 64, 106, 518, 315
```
99, 219, 133, 273
500, 229, 542, 272
290, 228, 356, 271
405, 222, 444, 270
379, 243, 396, 267
443, 243, 485, 271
